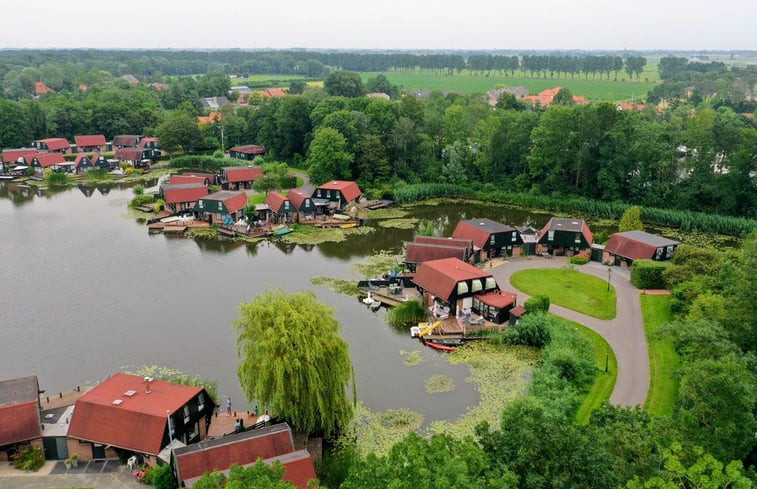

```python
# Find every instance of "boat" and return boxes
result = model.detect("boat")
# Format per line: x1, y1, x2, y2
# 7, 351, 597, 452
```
273, 226, 293, 237
370, 301, 381, 311
339, 222, 358, 229
410, 326, 421, 337
425, 341, 457, 352
362, 292, 375, 305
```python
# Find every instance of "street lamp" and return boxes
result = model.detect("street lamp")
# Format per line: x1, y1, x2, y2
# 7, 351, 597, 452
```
607, 267, 613, 291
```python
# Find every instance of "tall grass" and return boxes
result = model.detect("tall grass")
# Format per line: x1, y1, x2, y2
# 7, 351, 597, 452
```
386, 300, 427, 326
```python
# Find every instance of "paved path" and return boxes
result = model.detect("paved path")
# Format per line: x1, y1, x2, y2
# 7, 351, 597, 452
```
0, 459, 142, 489
491, 257, 649, 407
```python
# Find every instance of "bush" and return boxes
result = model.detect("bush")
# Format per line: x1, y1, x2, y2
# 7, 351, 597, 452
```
503, 313, 551, 348
130, 194, 155, 208
133, 184, 145, 196
524, 295, 550, 313
630, 259, 670, 289
570, 253, 589, 265
387, 300, 427, 326
12, 444, 44, 472
152, 461, 178, 489
45, 171, 69, 186
154, 198, 165, 212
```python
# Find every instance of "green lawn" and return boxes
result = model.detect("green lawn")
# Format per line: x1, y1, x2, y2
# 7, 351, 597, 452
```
248, 194, 266, 205
366, 71, 656, 102
556, 317, 617, 424
510, 268, 617, 319
640, 294, 679, 416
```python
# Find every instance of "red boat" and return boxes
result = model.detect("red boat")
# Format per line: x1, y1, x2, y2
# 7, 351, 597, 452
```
425, 341, 457, 352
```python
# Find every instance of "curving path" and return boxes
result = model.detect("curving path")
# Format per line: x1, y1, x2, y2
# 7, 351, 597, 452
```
491, 257, 649, 407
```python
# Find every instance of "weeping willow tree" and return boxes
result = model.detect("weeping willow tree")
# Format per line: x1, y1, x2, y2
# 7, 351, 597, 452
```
234, 289, 356, 438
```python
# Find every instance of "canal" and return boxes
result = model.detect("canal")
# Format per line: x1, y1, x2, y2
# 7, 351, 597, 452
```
0, 182, 558, 424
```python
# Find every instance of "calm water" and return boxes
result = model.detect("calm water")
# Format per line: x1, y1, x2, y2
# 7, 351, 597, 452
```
0, 183, 556, 423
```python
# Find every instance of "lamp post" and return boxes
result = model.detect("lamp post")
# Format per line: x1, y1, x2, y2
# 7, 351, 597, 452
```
607, 267, 613, 291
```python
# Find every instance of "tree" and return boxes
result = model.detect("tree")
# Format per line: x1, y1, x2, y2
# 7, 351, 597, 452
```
234, 289, 355, 437
288, 79, 306, 95
553, 88, 576, 106
495, 92, 525, 111
618, 206, 644, 232
324, 71, 365, 98
307, 127, 354, 186
504, 312, 552, 348
156, 112, 202, 154
365, 74, 399, 98
193, 461, 301, 489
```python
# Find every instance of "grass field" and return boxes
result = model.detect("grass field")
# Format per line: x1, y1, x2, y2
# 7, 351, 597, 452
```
366, 72, 656, 102
640, 294, 679, 417
510, 268, 617, 319
557, 317, 617, 424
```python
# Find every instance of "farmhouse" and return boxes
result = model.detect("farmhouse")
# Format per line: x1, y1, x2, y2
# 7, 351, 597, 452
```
229, 145, 267, 161
220, 165, 263, 190
159, 184, 210, 213
312, 181, 362, 209
194, 191, 248, 225
0, 376, 42, 462
603, 230, 681, 266
523, 87, 586, 107
452, 218, 522, 258
32, 138, 70, 154
74, 135, 107, 153
412, 257, 515, 324
537, 217, 593, 256
174, 423, 316, 489
67, 373, 214, 464
264, 191, 295, 223
286, 189, 317, 220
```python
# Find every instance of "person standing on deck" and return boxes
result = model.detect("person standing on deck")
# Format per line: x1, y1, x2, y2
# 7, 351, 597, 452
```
226, 397, 232, 416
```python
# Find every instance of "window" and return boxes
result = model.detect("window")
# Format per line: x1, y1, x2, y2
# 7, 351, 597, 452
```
655, 248, 663, 258
326, 190, 331, 198
316, 190, 321, 197
574, 233, 581, 244
457, 282, 469, 295
485, 277, 496, 290
184, 405, 190, 423
512, 232, 517, 242
489, 235, 495, 245
198, 393, 205, 411
284, 201, 290, 209
217, 202, 223, 211
666, 246, 674, 257
473, 298, 480, 310
548, 230, 555, 241
471, 279, 482, 292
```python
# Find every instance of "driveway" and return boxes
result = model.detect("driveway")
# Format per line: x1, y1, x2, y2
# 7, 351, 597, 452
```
491, 257, 649, 407
0, 459, 142, 489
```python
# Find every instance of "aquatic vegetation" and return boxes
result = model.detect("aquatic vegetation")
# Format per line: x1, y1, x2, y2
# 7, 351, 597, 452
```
424, 375, 455, 393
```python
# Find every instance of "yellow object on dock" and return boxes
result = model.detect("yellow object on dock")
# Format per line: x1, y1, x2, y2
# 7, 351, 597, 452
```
339, 222, 357, 229
418, 321, 441, 337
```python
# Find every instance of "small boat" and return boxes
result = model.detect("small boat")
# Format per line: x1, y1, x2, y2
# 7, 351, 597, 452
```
339, 222, 358, 229
426, 341, 457, 352
362, 292, 375, 305
370, 301, 381, 311
410, 326, 421, 337
273, 226, 293, 237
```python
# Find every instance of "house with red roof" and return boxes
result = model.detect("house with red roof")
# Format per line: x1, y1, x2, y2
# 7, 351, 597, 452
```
172, 173, 216, 186
312, 181, 362, 209
91, 154, 110, 170
73, 153, 94, 173
35, 81, 54, 96
603, 231, 680, 267
174, 423, 317, 489
32, 138, 70, 154
404, 236, 476, 272
0, 376, 42, 462
262, 87, 286, 98
74, 135, 107, 153
452, 218, 522, 258
197, 112, 223, 125
264, 191, 295, 223
412, 258, 515, 324
112, 135, 143, 148
537, 217, 593, 256
229, 145, 267, 161
159, 184, 210, 213
2, 148, 40, 166
194, 191, 248, 225
220, 165, 263, 190
30, 153, 67, 173
523, 87, 586, 107
286, 189, 317, 220
67, 373, 214, 464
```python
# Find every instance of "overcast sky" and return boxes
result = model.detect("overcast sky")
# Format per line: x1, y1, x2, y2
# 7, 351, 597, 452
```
1, 0, 754, 51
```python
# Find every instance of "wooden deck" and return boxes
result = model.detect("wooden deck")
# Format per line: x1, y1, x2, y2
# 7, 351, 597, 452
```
40, 387, 85, 409
368, 286, 420, 307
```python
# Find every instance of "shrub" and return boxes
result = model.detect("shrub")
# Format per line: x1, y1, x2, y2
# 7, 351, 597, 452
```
570, 253, 589, 265
129, 194, 155, 208
387, 300, 427, 326
630, 259, 670, 289
133, 184, 145, 196
524, 295, 550, 313
45, 171, 69, 186
154, 198, 165, 212
152, 460, 178, 489
12, 444, 45, 472
503, 313, 551, 348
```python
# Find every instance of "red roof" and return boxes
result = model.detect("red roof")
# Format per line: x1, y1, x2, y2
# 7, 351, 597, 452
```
201, 191, 248, 214
510, 305, 527, 317
74, 135, 106, 148
162, 184, 209, 205
604, 231, 679, 260
33, 153, 66, 168
171, 175, 208, 185
138, 137, 158, 149
406, 243, 467, 264
113, 135, 141, 147
452, 218, 514, 249
414, 236, 473, 249
2, 148, 40, 163
197, 112, 223, 124
78, 83, 88, 91
175, 423, 295, 484
73, 153, 92, 167
179, 172, 216, 184
35, 81, 53, 94
68, 373, 203, 455
230, 145, 267, 156
413, 258, 493, 302
286, 190, 310, 210
475, 291, 516, 309
224, 166, 263, 183
35, 138, 70, 151
271, 450, 317, 489
265, 191, 289, 212
316, 180, 362, 202
263, 87, 286, 97
0, 401, 41, 445
116, 148, 144, 161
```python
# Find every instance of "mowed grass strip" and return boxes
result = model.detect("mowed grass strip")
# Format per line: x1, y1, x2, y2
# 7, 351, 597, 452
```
554, 317, 617, 424
510, 268, 616, 319
640, 294, 678, 416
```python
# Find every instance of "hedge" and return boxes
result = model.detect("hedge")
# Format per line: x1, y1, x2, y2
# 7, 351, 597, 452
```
170, 155, 249, 172
630, 259, 670, 289
524, 295, 550, 313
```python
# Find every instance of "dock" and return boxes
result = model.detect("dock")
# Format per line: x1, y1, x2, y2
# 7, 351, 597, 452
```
163, 225, 187, 233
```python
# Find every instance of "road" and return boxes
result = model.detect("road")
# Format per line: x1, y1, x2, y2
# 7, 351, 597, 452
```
490, 257, 649, 407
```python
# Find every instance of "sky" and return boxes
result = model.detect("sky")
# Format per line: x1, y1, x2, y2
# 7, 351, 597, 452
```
1, 0, 755, 51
